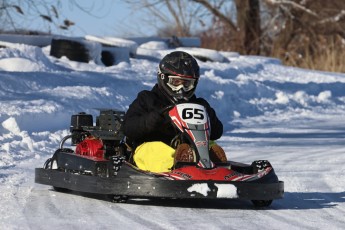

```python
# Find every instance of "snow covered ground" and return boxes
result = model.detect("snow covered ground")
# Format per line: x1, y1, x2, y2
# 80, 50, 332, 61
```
0, 38, 345, 229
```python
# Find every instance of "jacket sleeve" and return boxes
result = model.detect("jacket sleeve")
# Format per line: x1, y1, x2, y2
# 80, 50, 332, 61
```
207, 105, 223, 140
123, 91, 165, 141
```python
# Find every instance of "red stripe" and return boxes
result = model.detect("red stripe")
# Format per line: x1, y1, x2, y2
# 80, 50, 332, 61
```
163, 67, 195, 79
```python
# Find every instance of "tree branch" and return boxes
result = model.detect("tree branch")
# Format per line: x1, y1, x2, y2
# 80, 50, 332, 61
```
317, 10, 345, 24
192, 0, 237, 31
264, 0, 318, 17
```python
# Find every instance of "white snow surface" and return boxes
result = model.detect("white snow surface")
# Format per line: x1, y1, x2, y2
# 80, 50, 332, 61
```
0, 40, 345, 229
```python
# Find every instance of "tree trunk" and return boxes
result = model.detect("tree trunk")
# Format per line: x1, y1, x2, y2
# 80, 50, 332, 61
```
236, 0, 261, 55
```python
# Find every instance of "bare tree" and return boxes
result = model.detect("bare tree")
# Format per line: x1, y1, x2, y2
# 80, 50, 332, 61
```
0, 0, 75, 34
191, 0, 261, 54
125, 0, 263, 54
125, 0, 212, 37
193, 0, 344, 70
261, 0, 345, 70
262, 1, 344, 45
236, 0, 261, 54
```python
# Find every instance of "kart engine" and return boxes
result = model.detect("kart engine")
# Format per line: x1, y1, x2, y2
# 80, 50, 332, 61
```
69, 110, 126, 160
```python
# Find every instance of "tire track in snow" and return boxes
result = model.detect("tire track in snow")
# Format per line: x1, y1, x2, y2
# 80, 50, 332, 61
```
23, 188, 67, 229
100, 200, 179, 230
261, 143, 345, 230
99, 198, 270, 229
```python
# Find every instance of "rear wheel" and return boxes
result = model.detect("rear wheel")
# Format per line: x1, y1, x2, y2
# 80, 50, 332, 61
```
109, 195, 128, 203
44, 156, 71, 193
252, 200, 272, 208
52, 186, 70, 193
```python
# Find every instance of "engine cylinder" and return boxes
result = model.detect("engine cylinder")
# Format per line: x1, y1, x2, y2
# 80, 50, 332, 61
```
75, 137, 105, 159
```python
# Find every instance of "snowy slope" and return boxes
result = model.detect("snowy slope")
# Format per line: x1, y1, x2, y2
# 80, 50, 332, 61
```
0, 40, 345, 230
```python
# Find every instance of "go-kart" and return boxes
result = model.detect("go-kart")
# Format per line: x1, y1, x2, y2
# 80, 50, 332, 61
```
35, 103, 284, 207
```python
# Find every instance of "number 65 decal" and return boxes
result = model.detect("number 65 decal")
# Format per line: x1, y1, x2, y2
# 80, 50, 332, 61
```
176, 103, 208, 125
182, 108, 205, 120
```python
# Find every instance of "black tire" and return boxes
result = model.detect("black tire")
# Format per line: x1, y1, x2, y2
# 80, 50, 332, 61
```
53, 186, 71, 193
50, 39, 86, 51
50, 39, 89, 63
108, 195, 128, 203
101, 50, 115, 66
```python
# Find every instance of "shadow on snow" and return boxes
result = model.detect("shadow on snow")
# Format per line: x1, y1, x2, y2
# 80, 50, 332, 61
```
48, 188, 345, 210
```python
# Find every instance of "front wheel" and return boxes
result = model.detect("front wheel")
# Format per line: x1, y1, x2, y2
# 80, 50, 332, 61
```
252, 200, 272, 208
108, 195, 128, 203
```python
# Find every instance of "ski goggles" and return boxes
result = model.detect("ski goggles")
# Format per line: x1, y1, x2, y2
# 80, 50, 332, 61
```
167, 76, 195, 92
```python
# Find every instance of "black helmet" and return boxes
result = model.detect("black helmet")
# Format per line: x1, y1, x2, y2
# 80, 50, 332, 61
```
157, 51, 200, 102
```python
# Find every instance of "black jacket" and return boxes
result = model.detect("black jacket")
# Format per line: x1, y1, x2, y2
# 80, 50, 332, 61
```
123, 84, 223, 147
